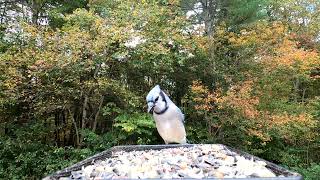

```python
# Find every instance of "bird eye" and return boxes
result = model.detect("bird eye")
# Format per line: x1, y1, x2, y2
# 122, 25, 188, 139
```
155, 96, 159, 102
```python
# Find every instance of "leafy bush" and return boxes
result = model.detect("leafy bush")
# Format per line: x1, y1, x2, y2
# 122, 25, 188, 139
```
293, 164, 320, 180
0, 122, 94, 179
113, 113, 159, 144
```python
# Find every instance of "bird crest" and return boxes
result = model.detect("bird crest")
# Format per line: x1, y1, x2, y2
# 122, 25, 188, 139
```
146, 84, 161, 102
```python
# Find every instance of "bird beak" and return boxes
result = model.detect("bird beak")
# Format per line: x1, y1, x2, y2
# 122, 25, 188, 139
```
147, 102, 155, 114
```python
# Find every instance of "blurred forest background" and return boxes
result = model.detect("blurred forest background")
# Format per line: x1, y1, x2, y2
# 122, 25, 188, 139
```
0, 0, 319, 179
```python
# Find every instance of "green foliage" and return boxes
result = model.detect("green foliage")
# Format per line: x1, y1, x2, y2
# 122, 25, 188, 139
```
185, 121, 214, 144
221, 0, 270, 29
0, 25, 9, 53
81, 129, 115, 152
114, 113, 158, 144
0, 121, 93, 179
293, 164, 320, 180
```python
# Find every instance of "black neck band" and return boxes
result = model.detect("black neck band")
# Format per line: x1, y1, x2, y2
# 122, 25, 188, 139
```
154, 91, 168, 115
154, 105, 168, 115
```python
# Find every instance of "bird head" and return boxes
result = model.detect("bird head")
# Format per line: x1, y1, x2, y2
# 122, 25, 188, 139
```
146, 85, 169, 114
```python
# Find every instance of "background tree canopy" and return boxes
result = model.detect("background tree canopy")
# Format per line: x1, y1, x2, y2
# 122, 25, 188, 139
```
0, 0, 319, 179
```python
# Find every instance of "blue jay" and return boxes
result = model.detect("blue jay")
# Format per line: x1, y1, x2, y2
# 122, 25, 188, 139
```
146, 85, 186, 144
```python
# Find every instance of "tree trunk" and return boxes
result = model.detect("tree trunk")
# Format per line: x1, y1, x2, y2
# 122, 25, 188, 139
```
68, 108, 80, 148
301, 88, 306, 103
93, 95, 104, 132
80, 95, 89, 145
293, 78, 299, 102
201, 0, 218, 36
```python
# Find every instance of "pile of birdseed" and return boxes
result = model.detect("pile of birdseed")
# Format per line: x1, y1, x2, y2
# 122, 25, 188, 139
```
60, 144, 281, 179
